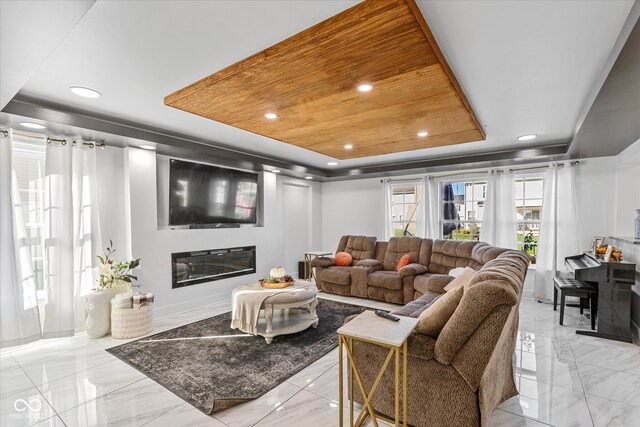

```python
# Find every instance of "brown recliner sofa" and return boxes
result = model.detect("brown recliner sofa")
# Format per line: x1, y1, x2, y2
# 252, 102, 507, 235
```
313, 236, 509, 305
312, 235, 381, 299
349, 250, 530, 427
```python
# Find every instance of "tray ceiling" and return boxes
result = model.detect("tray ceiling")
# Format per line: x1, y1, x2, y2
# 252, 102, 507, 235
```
165, 0, 485, 160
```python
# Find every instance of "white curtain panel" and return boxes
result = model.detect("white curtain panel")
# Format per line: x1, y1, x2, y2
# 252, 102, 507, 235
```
534, 162, 580, 300
43, 140, 102, 337
424, 177, 440, 239
480, 170, 517, 249
382, 179, 393, 240
415, 176, 427, 237
0, 130, 43, 347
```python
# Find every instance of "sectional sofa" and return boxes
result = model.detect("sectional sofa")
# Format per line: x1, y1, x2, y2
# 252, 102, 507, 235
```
313, 235, 530, 426
312, 235, 508, 304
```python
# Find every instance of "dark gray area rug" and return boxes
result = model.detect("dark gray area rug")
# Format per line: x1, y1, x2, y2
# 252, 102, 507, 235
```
106, 298, 366, 414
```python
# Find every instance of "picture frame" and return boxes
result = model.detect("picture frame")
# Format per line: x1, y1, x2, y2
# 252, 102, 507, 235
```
593, 236, 605, 253
603, 245, 613, 262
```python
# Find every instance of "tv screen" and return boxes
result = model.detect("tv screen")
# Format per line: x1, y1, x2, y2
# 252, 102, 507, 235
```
169, 159, 259, 226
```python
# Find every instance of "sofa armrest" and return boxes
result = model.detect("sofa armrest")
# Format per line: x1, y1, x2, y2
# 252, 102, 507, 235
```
354, 259, 382, 269
310, 257, 335, 268
398, 263, 428, 278
407, 333, 436, 361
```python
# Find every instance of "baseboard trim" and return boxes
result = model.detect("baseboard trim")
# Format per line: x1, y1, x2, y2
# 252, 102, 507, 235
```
154, 296, 232, 319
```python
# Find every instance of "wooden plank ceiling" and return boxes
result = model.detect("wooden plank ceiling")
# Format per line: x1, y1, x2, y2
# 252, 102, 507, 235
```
165, 0, 485, 160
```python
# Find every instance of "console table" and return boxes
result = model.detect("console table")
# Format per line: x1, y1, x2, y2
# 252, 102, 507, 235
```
337, 310, 418, 427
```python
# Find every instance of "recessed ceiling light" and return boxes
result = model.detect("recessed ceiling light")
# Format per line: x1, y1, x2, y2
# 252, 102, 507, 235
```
264, 112, 278, 119
327, 162, 338, 166
272, 169, 281, 173
344, 144, 353, 150
70, 86, 102, 98
139, 145, 156, 150
356, 83, 373, 92
417, 131, 428, 138
305, 176, 313, 180
517, 134, 537, 141
20, 122, 46, 129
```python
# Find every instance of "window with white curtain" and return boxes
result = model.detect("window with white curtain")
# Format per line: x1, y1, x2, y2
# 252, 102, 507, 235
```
515, 175, 544, 264
389, 182, 422, 237
12, 138, 46, 294
440, 179, 486, 241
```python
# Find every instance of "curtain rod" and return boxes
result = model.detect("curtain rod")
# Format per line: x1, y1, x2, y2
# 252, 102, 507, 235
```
434, 161, 580, 180
0, 128, 105, 149
385, 161, 581, 183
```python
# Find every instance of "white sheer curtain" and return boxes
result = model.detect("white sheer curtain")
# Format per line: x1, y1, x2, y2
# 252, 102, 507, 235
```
43, 139, 102, 337
481, 170, 517, 249
414, 176, 427, 237
382, 179, 393, 240
0, 130, 43, 347
424, 176, 440, 239
534, 162, 580, 300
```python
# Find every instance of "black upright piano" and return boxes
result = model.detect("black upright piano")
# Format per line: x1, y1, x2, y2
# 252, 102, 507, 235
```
565, 252, 636, 342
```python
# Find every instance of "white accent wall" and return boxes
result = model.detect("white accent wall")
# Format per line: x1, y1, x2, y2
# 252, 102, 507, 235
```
614, 139, 640, 236
98, 147, 321, 317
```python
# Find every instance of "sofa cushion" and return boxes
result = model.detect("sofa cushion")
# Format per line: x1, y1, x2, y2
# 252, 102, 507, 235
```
367, 270, 402, 290
396, 254, 412, 271
383, 237, 423, 271
415, 285, 464, 338
318, 267, 351, 286
335, 252, 352, 266
428, 240, 485, 274
413, 273, 454, 295
444, 267, 476, 292
336, 235, 377, 261
391, 291, 442, 318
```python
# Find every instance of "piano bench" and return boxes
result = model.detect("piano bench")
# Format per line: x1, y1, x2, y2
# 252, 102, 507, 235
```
553, 277, 597, 330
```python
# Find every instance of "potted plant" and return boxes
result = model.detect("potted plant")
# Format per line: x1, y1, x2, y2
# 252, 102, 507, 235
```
85, 240, 141, 338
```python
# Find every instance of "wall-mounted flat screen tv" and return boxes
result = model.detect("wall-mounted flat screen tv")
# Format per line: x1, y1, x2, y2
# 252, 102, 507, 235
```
169, 159, 259, 226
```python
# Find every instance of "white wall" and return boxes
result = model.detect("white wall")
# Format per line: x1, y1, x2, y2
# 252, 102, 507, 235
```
321, 177, 384, 251
614, 139, 640, 236
103, 148, 322, 317
95, 146, 127, 253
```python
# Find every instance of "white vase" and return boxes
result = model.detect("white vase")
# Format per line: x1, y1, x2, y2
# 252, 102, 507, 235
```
85, 289, 111, 338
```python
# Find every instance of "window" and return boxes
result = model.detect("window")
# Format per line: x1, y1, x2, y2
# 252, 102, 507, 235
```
515, 176, 543, 263
441, 180, 486, 241
390, 183, 422, 237
13, 138, 46, 292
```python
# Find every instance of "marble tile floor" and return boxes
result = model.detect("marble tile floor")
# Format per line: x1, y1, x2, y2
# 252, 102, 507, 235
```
1, 294, 638, 427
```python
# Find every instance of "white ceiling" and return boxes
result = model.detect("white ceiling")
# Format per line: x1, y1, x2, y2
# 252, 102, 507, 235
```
5, 0, 635, 169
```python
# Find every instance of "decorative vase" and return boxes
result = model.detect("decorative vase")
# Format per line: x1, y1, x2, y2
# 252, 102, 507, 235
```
85, 289, 111, 338
635, 209, 640, 239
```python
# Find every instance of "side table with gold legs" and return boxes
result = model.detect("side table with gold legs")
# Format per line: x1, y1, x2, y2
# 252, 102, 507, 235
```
337, 311, 418, 427
303, 251, 333, 281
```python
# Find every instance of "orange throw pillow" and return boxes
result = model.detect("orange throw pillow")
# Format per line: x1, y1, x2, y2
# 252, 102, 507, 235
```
335, 252, 353, 266
396, 254, 412, 271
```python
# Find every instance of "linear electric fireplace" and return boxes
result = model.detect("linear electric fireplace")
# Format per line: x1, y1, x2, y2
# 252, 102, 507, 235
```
172, 246, 256, 288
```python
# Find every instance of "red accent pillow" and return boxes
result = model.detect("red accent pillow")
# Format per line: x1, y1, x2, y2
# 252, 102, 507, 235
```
396, 254, 412, 271
335, 252, 353, 266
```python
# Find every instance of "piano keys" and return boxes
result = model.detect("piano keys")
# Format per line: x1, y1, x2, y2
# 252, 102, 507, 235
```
565, 252, 636, 343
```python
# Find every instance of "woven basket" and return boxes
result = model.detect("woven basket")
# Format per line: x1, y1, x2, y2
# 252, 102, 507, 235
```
111, 304, 153, 339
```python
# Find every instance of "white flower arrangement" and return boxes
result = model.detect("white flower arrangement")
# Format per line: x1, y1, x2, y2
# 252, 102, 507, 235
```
95, 240, 141, 289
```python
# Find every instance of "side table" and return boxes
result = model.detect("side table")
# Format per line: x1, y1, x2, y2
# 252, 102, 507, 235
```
337, 310, 418, 427
303, 251, 333, 281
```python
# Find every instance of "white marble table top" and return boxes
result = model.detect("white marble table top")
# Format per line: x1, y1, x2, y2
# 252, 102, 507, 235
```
337, 310, 418, 347
305, 251, 333, 256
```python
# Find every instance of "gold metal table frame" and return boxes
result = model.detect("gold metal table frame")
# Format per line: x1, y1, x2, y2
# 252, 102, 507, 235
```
303, 251, 333, 281
338, 333, 408, 427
